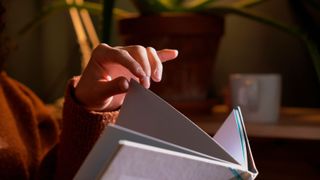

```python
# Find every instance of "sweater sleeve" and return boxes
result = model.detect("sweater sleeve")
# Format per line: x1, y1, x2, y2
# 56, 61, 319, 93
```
54, 76, 118, 180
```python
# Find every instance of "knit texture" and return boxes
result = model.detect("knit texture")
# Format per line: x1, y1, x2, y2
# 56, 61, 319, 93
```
55, 76, 118, 180
0, 73, 118, 179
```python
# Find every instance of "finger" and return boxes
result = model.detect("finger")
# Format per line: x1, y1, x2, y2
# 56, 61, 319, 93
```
95, 44, 146, 78
147, 47, 163, 82
93, 76, 129, 111
74, 75, 129, 112
156, 49, 179, 62
120, 45, 151, 88
99, 76, 129, 99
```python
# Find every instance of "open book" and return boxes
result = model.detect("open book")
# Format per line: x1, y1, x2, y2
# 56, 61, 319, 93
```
74, 80, 258, 180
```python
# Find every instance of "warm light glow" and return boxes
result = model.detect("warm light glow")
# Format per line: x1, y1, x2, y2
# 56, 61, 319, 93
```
66, 0, 100, 70
80, 10, 100, 48
76, 0, 99, 48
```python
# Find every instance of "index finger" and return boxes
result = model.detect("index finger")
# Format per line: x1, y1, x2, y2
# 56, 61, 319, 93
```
156, 49, 179, 62
95, 44, 146, 78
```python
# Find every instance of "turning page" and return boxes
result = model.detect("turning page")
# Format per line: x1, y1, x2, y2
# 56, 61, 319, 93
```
74, 80, 258, 180
117, 80, 237, 164
213, 107, 247, 167
214, 107, 258, 176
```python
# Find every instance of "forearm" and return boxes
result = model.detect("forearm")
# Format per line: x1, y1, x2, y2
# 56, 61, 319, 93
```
55, 77, 118, 180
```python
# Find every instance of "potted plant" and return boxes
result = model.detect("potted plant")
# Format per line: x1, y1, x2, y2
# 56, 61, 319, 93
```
19, 0, 320, 111
105, 0, 320, 112
118, 10, 224, 110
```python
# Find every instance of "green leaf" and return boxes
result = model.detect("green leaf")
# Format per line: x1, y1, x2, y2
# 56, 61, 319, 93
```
183, 0, 218, 11
113, 8, 138, 18
130, 0, 171, 14
302, 37, 320, 84
228, 0, 266, 8
130, 0, 220, 13
159, 0, 178, 7
204, 5, 320, 83
203, 5, 304, 37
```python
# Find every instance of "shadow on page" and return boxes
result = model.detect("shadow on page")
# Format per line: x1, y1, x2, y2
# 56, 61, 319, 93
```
74, 80, 258, 180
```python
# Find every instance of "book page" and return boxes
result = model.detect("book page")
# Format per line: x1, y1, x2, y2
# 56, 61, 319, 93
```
74, 125, 243, 180
237, 108, 259, 177
100, 141, 249, 180
117, 80, 237, 164
213, 108, 248, 168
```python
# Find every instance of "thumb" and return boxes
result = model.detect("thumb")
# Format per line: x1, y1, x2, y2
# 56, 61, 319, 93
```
157, 49, 179, 62
99, 76, 130, 99
85, 76, 129, 111
75, 76, 130, 112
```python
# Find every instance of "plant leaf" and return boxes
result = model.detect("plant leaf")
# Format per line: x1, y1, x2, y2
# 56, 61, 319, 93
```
113, 8, 138, 19
204, 5, 320, 83
130, 0, 171, 14
228, 0, 266, 8
183, 0, 218, 11
181, 0, 215, 9
303, 37, 320, 84
204, 5, 304, 36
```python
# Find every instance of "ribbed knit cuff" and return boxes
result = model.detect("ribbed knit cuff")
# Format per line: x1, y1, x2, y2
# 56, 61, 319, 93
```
64, 76, 118, 125
55, 76, 118, 180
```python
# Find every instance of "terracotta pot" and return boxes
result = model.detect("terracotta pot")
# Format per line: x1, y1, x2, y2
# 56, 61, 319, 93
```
118, 13, 224, 111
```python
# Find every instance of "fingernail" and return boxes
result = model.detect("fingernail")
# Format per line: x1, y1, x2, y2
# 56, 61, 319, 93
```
154, 69, 162, 82
166, 49, 178, 54
174, 49, 179, 54
141, 76, 150, 89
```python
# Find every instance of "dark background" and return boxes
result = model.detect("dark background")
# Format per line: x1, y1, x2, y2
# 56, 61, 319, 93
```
4, 0, 320, 107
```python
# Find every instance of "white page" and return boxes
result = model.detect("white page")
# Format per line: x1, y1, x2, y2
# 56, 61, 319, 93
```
236, 108, 259, 178
116, 80, 237, 164
213, 108, 248, 168
100, 140, 250, 180
74, 125, 243, 180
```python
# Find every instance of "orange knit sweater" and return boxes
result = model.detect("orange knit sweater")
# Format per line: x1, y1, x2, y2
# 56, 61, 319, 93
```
0, 72, 118, 180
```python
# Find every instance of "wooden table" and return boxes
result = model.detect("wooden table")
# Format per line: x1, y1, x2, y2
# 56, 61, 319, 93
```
187, 105, 320, 179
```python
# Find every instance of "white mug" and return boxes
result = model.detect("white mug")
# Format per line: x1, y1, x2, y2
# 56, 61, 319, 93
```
229, 74, 281, 123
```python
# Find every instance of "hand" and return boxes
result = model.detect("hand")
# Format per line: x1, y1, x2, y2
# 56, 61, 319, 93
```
74, 44, 178, 112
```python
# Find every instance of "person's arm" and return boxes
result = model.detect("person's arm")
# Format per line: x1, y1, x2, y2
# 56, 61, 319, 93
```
54, 77, 118, 180
54, 44, 178, 179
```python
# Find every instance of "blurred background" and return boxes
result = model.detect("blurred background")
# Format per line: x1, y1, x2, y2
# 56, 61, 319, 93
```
3, 0, 320, 179
4, 0, 81, 103
4, 0, 320, 106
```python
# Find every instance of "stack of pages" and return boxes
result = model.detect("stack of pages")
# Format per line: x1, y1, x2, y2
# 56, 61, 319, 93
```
75, 80, 258, 180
